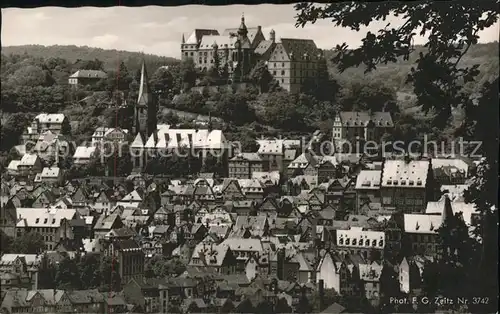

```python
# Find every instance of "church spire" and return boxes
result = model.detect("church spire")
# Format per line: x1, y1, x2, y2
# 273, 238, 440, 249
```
182, 33, 185, 44
137, 60, 151, 105
134, 59, 157, 137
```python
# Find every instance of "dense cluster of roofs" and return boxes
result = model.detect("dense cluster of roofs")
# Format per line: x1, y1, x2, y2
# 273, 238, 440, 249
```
1, 110, 480, 313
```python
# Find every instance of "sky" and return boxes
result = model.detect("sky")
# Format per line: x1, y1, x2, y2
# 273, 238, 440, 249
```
2, 5, 499, 59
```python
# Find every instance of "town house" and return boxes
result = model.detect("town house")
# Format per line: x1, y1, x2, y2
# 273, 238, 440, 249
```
380, 159, 435, 214
15, 207, 79, 251
188, 242, 237, 274
228, 153, 264, 179
355, 170, 382, 214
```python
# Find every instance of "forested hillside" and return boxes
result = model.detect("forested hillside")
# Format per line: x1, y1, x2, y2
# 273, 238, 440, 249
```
326, 42, 499, 91
2, 45, 179, 73
1, 42, 498, 157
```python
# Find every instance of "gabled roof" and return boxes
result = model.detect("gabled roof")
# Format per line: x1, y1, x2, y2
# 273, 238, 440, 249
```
270, 38, 319, 62
381, 160, 429, 188
185, 29, 220, 44
73, 146, 97, 159
69, 70, 107, 79
41, 167, 61, 178
403, 214, 443, 234
34, 113, 66, 123
355, 170, 381, 190
15, 207, 77, 228
19, 154, 39, 167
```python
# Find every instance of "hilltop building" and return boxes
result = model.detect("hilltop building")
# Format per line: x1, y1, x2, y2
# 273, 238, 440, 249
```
182, 15, 321, 92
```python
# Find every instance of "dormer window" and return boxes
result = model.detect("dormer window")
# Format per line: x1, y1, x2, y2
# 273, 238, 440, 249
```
339, 237, 344, 245
345, 238, 350, 245
35, 218, 40, 224
352, 239, 357, 245
44, 218, 48, 224
371, 239, 377, 246
365, 239, 370, 246
379, 240, 384, 247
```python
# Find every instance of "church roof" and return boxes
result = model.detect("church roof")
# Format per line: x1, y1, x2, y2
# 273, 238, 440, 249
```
185, 29, 220, 44
131, 133, 145, 148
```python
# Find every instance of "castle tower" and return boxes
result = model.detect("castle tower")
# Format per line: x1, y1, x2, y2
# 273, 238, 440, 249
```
237, 14, 248, 39
134, 60, 157, 138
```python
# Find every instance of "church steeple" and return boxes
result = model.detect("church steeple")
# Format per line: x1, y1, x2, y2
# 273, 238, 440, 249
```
137, 60, 151, 106
134, 59, 157, 137
182, 33, 185, 44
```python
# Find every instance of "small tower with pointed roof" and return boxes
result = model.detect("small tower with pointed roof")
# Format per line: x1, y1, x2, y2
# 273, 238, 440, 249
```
237, 13, 248, 39
269, 29, 276, 43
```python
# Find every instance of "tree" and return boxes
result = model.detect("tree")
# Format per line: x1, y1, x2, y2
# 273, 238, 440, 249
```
234, 298, 254, 314
145, 255, 187, 278
179, 58, 197, 91
9, 232, 45, 254
215, 92, 256, 125
99, 256, 121, 292
337, 80, 398, 112
249, 61, 273, 93
151, 66, 174, 101
7, 65, 54, 87
74, 58, 104, 71
55, 253, 81, 290
275, 298, 292, 313
255, 300, 274, 314
78, 253, 101, 289
295, 293, 313, 313
0, 112, 33, 151
0, 232, 13, 254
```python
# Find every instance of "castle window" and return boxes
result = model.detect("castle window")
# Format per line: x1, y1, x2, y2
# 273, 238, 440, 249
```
281, 70, 285, 75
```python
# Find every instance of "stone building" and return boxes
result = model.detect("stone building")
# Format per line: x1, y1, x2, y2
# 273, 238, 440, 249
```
181, 15, 321, 92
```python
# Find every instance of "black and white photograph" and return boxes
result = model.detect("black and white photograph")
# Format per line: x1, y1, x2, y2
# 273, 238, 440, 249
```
0, 1, 498, 313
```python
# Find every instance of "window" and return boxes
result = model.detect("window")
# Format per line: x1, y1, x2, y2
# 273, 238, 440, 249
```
345, 238, 350, 245
273, 71, 276, 75
281, 70, 285, 75
282, 62, 285, 67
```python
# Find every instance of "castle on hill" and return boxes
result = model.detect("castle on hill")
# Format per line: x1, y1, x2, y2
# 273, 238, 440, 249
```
181, 15, 323, 93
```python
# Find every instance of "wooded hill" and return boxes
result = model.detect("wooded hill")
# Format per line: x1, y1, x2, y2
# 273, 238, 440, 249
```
2, 44, 180, 74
